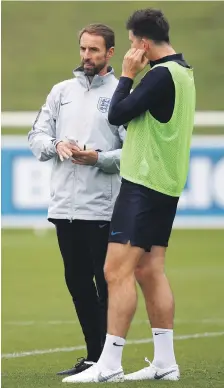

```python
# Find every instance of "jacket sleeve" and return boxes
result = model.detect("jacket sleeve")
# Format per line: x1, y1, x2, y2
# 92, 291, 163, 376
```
94, 125, 126, 174
28, 86, 59, 162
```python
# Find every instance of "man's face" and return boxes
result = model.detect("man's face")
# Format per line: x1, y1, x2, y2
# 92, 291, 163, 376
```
80, 33, 110, 76
128, 30, 145, 50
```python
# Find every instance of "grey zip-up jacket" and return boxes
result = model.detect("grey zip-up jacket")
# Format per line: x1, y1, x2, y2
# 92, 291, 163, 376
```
28, 67, 126, 221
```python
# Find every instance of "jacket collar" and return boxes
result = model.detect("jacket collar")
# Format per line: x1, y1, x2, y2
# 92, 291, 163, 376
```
73, 66, 115, 89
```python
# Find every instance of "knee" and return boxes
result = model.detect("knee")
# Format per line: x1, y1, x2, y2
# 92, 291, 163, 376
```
64, 272, 77, 297
135, 263, 164, 285
104, 253, 131, 285
103, 243, 140, 285
64, 270, 86, 297
104, 261, 120, 285
135, 265, 149, 285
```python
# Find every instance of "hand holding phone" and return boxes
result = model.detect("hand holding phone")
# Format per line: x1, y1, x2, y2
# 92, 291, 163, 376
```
65, 136, 80, 148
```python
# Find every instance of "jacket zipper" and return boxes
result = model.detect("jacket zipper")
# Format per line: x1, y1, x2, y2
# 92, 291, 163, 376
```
86, 78, 90, 91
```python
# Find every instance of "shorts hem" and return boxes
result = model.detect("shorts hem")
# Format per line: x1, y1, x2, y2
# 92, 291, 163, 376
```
108, 237, 168, 252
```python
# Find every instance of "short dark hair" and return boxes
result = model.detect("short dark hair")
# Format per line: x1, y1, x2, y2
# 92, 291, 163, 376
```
126, 8, 170, 44
79, 23, 115, 50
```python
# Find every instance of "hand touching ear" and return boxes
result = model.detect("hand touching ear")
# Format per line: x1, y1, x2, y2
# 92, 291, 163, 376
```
122, 49, 148, 79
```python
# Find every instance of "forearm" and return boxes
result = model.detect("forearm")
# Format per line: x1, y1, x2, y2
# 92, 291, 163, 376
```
108, 77, 134, 126
28, 129, 58, 161
108, 67, 174, 126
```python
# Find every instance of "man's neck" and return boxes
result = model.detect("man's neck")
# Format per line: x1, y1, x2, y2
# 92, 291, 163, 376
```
148, 45, 176, 62
98, 65, 109, 76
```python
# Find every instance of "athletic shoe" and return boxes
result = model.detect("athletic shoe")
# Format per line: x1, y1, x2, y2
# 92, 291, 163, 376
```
125, 357, 180, 381
57, 357, 95, 376
62, 363, 124, 383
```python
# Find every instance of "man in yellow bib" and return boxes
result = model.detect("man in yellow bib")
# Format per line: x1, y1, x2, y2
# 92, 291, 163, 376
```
62, 8, 196, 384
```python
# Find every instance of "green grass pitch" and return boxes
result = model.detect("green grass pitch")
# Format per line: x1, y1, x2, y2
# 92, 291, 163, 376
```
2, 229, 224, 387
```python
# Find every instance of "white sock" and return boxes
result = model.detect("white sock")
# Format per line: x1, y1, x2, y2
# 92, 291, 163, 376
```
152, 328, 176, 369
97, 334, 125, 371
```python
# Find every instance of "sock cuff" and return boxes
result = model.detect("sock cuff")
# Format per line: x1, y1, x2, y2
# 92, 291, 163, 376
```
106, 333, 126, 345
152, 328, 173, 333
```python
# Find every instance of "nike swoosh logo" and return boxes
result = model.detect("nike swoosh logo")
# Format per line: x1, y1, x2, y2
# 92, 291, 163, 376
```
113, 342, 124, 347
98, 371, 122, 382
99, 224, 107, 228
154, 332, 167, 336
154, 370, 176, 380
111, 231, 122, 236
61, 101, 72, 106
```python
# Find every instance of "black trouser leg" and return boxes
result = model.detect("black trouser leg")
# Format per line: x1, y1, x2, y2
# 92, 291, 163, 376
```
55, 220, 109, 362
88, 222, 110, 349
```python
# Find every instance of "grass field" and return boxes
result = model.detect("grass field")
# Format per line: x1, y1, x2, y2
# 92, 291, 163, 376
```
2, 229, 224, 388
2, 1, 224, 110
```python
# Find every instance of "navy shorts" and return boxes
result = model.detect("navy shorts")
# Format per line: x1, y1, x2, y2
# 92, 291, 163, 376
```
109, 179, 179, 252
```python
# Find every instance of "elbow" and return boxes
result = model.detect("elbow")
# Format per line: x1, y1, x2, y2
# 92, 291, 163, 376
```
38, 154, 49, 162
108, 117, 120, 126
27, 130, 33, 145
31, 149, 47, 162
29, 143, 50, 162
108, 110, 123, 126
36, 148, 53, 162
108, 104, 128, 126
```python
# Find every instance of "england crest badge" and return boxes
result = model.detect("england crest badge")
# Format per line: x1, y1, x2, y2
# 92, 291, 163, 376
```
97, 97, 111, 113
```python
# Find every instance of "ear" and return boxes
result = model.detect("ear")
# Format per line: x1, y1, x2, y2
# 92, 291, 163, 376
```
142, 39, 150, 52
106, 47, 114, 59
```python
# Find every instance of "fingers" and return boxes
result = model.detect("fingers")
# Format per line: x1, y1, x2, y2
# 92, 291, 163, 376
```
128, 49, 146, 62
57, 147, 95, 165
58, 151, 71, 160
71, 145, 81, 152
134, 50, 148, 69
72, 156, 86, 162
124, 48, 147, 68
72, 151, 83, 158
124, 48, 137, 59
61, 148, 73, 158
124, 48, 135, 58
58, 152, 70, 162
71, 151, 88, 163
72, 159, 87, 165
125, 48, 145, 58
57, 144, 73, 161
134, 49, 146, 59
72, 150, 90, 157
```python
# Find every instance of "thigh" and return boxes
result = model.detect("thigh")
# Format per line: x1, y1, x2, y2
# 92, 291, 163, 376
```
54, 220, 94, 276
137, 246, 166, 273
89, 221, 110, 269
105, 241, 144, 278
88, 221, 110, 293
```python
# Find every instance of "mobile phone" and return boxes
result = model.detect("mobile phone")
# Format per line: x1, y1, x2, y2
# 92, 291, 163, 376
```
65, 136, 79, 148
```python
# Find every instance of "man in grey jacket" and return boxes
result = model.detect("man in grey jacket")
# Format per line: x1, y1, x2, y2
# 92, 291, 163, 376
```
28, 24, 125, 376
